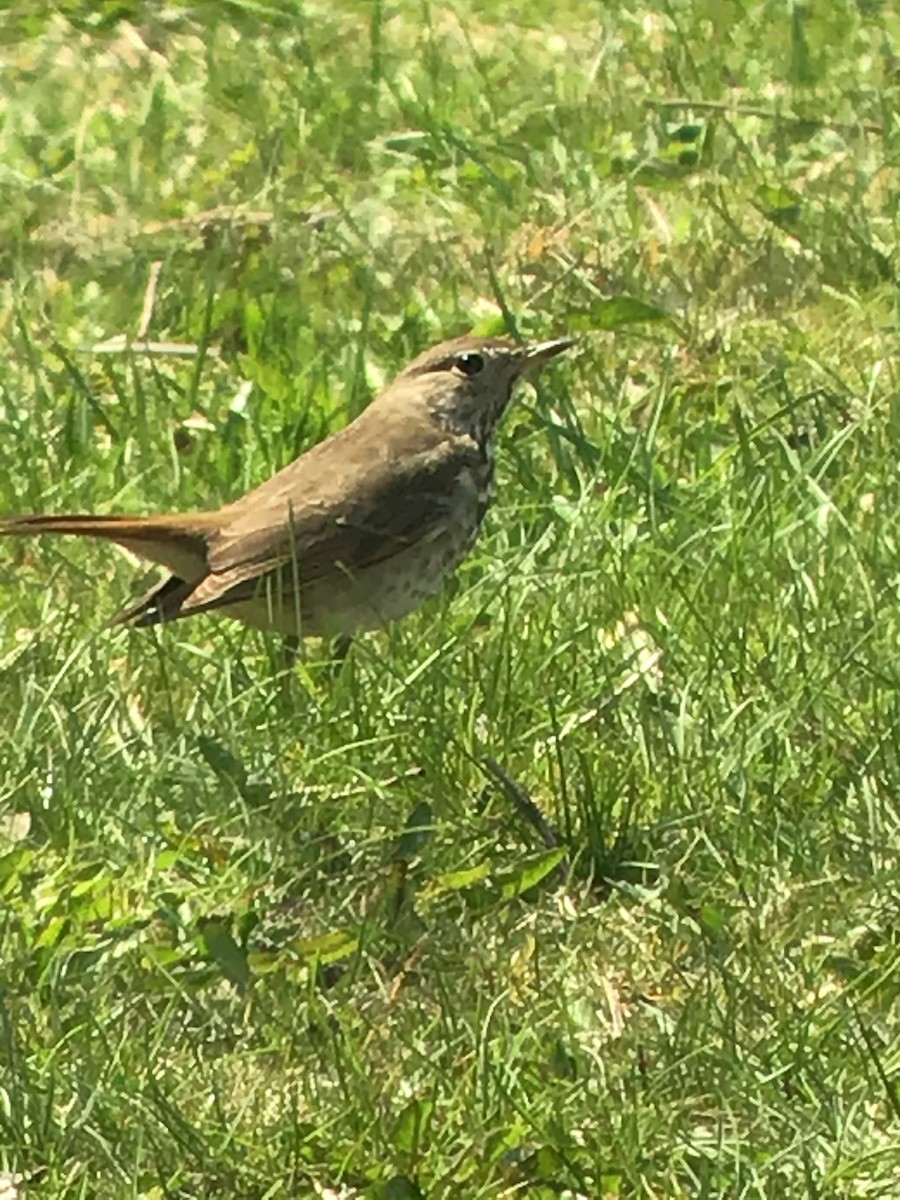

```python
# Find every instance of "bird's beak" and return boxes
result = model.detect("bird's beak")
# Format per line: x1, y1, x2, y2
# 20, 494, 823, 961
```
520, 337, 576, 374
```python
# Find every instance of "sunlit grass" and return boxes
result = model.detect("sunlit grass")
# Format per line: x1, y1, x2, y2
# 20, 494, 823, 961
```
0, 2, 898, 1196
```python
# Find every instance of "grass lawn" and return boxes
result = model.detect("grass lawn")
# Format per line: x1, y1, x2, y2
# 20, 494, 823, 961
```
1, 1, 898, 1196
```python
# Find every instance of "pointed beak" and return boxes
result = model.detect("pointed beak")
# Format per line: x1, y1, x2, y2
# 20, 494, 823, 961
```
520, 337, 576, 374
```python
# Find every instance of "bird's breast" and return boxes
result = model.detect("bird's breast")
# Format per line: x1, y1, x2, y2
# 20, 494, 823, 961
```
225, 457, 496, 640
452, 457, 493, 543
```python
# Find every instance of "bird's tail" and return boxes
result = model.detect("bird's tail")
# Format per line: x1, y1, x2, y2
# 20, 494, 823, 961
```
0, 511, 219, 579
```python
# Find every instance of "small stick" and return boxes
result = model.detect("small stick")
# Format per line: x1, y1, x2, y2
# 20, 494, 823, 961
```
482, 755, 570, 882
645, 98, 882, 137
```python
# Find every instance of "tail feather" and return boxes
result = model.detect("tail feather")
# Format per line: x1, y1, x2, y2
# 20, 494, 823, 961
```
0, 512, 217, 579
109, 573, 198, 628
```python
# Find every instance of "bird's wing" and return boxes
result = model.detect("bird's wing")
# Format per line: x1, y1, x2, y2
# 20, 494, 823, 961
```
176, 429, 481, 617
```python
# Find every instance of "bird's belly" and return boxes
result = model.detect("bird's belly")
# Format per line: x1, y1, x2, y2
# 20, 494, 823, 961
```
226, 482, 486, 639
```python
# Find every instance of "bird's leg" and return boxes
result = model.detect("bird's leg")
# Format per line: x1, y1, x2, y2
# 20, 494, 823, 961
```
330, 634, 353, 671
281, 633, 351, 681
282, 635, 300, 670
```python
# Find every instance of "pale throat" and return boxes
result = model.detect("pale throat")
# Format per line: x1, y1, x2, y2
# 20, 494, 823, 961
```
428, 383, 513, 450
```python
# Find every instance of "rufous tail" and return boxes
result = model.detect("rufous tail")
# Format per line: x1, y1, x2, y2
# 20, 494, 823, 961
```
0, 512, 219, 578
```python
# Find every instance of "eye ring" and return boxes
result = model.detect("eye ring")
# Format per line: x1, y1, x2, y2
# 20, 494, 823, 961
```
455, 352, 485, 377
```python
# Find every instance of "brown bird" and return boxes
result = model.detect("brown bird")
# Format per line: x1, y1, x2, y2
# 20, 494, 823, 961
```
0, 335, 573, 645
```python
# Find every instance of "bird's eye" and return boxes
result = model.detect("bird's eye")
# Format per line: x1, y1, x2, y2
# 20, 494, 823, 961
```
455, 352, 485, 377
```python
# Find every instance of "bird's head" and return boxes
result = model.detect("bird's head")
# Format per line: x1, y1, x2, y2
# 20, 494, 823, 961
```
392, 335, 574, 445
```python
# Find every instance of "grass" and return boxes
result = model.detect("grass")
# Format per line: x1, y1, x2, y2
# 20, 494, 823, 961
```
1, 1, 899, 1196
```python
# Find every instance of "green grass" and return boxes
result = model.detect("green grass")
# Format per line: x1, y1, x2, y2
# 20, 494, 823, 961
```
1, 1, 899, 1196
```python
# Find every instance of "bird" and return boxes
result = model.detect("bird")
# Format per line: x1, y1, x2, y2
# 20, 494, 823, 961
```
0, 334, 573, 646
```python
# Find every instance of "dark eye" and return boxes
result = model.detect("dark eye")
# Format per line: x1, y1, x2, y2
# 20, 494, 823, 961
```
455, 352, 485, 377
